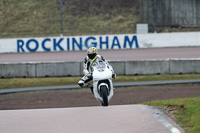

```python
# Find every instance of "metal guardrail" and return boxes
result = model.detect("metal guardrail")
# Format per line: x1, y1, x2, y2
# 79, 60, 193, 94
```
0, 79, 200, 95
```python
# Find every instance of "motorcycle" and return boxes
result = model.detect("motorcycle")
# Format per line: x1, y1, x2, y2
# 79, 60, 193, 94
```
87, 61, 115, 106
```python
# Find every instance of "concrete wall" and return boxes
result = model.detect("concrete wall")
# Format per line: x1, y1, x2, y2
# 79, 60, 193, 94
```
36, 62, 80, 77
169, 59, 200, 74
0, 63, 35, 78
125, 60, 169, 75
0, 59, 200, 78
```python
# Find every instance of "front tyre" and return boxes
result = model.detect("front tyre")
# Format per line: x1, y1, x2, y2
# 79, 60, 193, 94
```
100, 86, 108, 106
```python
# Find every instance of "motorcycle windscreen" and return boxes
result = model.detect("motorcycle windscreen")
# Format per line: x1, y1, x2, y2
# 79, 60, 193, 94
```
97, 62, 106, 72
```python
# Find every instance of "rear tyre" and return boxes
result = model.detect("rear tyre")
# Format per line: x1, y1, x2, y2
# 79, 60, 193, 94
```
100, 86, 108, 106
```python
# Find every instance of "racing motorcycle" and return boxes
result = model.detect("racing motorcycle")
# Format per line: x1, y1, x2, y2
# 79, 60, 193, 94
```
86, 61, 115, 106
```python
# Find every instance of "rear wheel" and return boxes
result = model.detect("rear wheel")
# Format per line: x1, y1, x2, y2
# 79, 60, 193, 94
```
100, 86, 108, 106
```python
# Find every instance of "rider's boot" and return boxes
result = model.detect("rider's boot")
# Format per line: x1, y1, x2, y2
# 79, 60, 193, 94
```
87, 83, 93, 94
90, 87, 94, 94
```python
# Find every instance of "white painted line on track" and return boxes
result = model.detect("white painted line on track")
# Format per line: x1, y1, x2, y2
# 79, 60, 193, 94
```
140, 105, 182, 133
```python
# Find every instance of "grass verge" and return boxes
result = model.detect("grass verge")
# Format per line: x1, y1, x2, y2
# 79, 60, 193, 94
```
0, 0, 139, 38
144, 97, 200, 133
0, 74, 200, 89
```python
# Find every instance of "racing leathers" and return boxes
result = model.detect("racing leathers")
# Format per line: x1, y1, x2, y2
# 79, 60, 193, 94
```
78, 54, 114, 88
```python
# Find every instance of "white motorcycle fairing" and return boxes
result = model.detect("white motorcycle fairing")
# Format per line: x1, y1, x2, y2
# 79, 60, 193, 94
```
92, 62, 114, 106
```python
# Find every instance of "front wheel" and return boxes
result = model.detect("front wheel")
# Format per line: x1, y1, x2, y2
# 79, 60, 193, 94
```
100, 86, 108, 106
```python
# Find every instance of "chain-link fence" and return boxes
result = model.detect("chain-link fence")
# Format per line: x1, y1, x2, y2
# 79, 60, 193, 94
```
0, 0, 139, 38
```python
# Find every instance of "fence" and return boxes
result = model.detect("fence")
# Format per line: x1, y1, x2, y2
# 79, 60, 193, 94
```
140, 0, 200, 26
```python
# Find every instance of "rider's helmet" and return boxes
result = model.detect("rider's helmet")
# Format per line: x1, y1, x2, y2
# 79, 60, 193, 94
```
87, 47, 97, 61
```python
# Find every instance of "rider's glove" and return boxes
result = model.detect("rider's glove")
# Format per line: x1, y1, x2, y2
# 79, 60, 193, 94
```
112, 74, 117, 79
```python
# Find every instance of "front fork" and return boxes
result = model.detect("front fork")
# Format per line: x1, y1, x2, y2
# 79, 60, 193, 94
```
93, 79, 113, 102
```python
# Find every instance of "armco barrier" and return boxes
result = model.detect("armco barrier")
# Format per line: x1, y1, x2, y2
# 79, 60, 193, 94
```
0, 59, 200, 78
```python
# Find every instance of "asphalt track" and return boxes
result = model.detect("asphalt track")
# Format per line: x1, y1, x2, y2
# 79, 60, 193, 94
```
1, 46, 198, 133
0, 105, 183, 133
0, 46, 200, 63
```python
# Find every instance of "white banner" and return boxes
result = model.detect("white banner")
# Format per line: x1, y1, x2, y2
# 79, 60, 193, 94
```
0, 32, 200, 53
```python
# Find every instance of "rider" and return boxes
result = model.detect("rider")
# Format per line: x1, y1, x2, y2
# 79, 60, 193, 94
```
78, 47, 116, 93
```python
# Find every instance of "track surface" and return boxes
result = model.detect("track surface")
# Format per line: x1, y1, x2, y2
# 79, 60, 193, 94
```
1, 84, 200, 110
1, 84, 200, 133
0, 105, 182, 133
0, 47, 200, 63
1, 47, 199, 133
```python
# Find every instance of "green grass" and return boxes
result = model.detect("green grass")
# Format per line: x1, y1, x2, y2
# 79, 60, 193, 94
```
0, 0, 139, 38
144, 97, 200, 133
0, 74, 200, 89
1, 0, 199, 38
